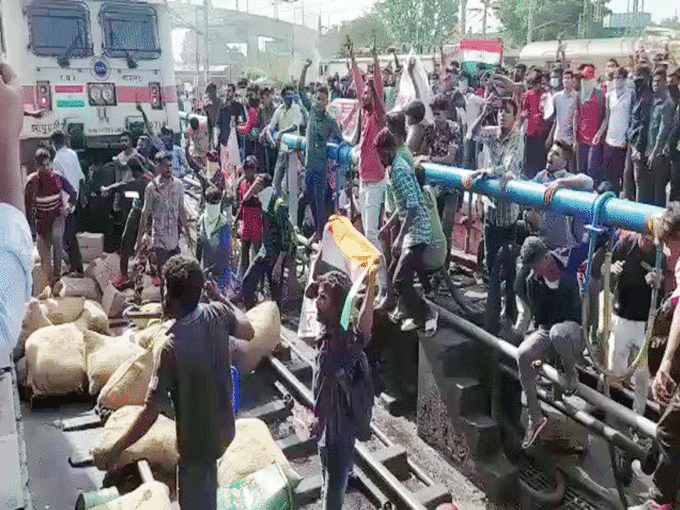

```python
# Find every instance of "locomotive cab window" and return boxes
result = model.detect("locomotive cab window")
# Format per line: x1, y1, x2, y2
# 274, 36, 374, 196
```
28, 1, 93, 58
100, 3, 160, 60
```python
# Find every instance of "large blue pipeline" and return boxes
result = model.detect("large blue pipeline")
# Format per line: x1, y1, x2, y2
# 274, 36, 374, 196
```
280, 133, 664, 234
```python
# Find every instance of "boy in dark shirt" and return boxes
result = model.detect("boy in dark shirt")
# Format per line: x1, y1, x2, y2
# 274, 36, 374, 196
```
306, 261, 377, 510
606, 232, 656, 416
516, 236, 584, 449
97, 255, 254, 510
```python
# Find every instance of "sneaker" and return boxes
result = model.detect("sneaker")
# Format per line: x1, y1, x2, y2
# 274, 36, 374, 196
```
423, 310, 439, 337
521, 416, 548, 450
401, 318, 418, 332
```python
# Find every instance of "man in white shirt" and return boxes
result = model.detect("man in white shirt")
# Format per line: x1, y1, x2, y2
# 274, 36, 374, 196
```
460, 72, 486, 169
593, 66, 633, 193
549, 70, 578, 150
50, 130, 84, 275
0, 61, 32, 368
266, 85, 302, 218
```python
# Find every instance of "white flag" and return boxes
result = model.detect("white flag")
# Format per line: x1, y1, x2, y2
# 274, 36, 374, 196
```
220, 125, 242, 190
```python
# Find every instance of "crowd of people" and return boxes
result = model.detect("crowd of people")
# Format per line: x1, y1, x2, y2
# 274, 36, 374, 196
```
5, 34, 680, 509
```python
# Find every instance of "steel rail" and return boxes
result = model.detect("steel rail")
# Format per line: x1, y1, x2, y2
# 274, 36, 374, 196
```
427, 300, 658, 440
279, 332, 436, 487
268, 356, 429, 510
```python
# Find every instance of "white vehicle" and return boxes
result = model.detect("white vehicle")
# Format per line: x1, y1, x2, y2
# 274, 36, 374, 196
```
0, 0, 180, 169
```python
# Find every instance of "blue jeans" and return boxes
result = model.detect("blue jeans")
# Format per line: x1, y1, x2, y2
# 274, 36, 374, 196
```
578, 143, 603, 185
319, 435, 356, 510
305, 160, 329, 237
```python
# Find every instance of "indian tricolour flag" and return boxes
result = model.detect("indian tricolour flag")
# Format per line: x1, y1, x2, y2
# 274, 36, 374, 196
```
459, 39, 503, 77
298, 215, 381, 342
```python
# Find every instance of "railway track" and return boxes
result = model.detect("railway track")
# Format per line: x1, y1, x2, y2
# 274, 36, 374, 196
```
265, 332, 453, 510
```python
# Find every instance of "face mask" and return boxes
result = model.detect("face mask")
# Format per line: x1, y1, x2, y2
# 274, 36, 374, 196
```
205, 202, 221, 221
550, 78, 560, 89
626, 78, 635, 91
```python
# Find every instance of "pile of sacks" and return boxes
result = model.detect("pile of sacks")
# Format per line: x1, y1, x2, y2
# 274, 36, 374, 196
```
17, 296, 170, 401
32, 243, 161, 319
90, 302, 287, 477
18, 298, 282, 405
92, 413, 301, 491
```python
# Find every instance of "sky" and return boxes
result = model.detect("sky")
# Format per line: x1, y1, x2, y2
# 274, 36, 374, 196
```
171, 0, 678, 61
187, 0, 678, 27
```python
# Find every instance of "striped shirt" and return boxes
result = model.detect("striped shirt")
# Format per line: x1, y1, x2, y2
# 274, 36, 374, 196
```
474, 126, 524, 227
388, 148, 431, 248
24, 169, 76, 236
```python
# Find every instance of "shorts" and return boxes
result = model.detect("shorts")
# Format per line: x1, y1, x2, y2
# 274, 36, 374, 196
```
121, 208, 142, 258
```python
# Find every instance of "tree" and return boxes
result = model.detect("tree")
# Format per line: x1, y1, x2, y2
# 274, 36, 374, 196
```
659, 16, 680, 30
375, 0, 459, 53
317, 12, 394, 59
494, 0, 610, 47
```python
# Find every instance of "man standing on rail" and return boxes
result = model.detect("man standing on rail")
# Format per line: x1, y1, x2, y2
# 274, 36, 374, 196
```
631, 202, 680, 510
514, 236, 584, 449
97, 254, 254, 510
306, 259, 377, 510
298, 58, 344, 242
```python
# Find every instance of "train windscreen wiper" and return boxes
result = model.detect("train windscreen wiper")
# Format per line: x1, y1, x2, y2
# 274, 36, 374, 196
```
57, 30, 82, 68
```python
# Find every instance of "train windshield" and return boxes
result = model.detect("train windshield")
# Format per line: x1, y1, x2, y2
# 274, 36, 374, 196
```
29, 2, 93, 58
101, 3, 160, 60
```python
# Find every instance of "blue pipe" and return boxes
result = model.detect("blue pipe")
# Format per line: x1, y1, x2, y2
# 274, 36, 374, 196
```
279, 135, 664, 234
280, 133, 353, 162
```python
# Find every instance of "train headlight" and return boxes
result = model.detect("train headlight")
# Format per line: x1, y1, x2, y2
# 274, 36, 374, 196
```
149, 82, 162, 110
36, 81, 52, 111
87, 83, 116, 106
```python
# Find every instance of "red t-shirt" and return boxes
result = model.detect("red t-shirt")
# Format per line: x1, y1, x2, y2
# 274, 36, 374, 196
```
521, 88, 550, 138
577, 89, 603, 145
238, 179, 263, 242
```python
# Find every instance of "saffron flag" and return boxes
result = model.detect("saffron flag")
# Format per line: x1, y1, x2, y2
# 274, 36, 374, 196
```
459, 39, 503, 78
298, 215, 381, 342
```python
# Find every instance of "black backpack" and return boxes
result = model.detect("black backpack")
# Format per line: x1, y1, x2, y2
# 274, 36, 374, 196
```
338, 351, 374, 441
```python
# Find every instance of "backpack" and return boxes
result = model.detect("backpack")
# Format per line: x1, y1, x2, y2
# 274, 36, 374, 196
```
337, 351, 374, 441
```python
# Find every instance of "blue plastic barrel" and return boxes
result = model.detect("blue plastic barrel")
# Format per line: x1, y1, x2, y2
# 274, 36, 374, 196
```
231, 365, 240, 415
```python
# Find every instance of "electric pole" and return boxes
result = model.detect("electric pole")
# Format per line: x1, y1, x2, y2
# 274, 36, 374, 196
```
527, 0, 534, 43
204, 0, 210, 87
482, 0, 489, 37
460, 0, 467, 37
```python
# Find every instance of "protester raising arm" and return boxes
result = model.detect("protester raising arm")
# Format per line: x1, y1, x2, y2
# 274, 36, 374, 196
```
298, 58, 313, 111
